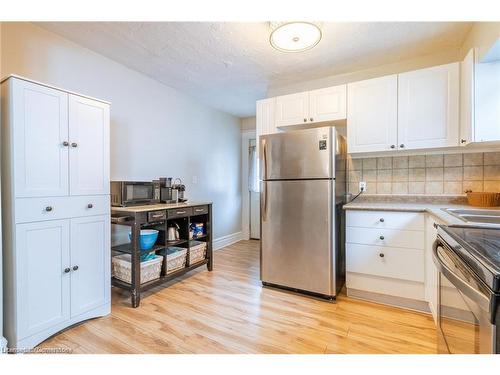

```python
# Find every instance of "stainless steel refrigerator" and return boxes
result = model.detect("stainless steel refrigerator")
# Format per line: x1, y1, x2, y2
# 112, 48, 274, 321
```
259, 126, 347, 299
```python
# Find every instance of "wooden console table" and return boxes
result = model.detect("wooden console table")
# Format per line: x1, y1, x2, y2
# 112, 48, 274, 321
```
111, 202, 213, 307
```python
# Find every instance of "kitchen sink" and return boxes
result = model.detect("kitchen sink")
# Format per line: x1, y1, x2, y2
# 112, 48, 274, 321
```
444, 208, 500, 225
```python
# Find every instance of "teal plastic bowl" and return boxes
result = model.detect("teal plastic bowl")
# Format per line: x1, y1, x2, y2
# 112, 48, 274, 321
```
129, 229, 159, 250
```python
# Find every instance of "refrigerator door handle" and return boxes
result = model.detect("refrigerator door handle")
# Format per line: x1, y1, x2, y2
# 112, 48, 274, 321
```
262, 138, 268, 181
261, 181, 268, 221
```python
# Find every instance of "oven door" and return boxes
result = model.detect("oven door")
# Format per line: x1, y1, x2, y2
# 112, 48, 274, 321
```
433, 240, 496, 354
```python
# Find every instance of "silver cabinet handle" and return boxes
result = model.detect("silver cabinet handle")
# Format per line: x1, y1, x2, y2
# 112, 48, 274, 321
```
73, 265, 79, 271
310, 118, 314, 122
390, 145, 396, 149
379, 253, 385, 258
71, 142, 78, 148
45, 206, 53, 212
379, 235, 385, 240
379, 218, 384, 222
87, 203, 93, 208
303, 118, 307, 122
461, 139, 467, 144
176, 211, 186, 214
62, 141, 69, 147
399, 144, 405, 148
195, 209, 204, 212
64, 267, 71, 273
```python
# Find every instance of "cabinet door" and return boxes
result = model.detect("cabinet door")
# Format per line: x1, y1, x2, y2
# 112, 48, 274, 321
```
460, 49, 475, 146
275, 91, 309, 127
69, 95, 110, 196
16, 220, 70, 339
425, 216, 441, 325
256, 97, 277, 158
347, 75, 398, 153
309, 85, 346, 123
70, 215, 110, 317
12, 79, 69, 197
398, 63, 459, 150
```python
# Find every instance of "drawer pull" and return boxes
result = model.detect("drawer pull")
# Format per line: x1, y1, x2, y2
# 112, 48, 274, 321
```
195, 208, 204, 212
71, 142, 78, 148
64, 267, 71, 273
176, 211, 186, 214
379, 235, 385, 240
379, 218, 384, 222
62, 141, 69, 147
73, 265, 79, 271
45, 206, 53, 212
87, 203, 93, 209
379, 253, 385, 258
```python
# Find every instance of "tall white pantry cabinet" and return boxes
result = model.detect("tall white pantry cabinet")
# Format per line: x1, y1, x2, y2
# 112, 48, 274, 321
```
1, 76, 111, 350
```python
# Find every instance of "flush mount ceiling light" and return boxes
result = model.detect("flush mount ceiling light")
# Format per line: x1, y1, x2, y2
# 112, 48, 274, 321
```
269, 22, 322, 53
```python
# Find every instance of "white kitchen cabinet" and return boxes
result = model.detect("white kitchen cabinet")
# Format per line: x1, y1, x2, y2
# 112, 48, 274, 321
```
69, 95, 110, 196
398, 62, 459, 150
1, 76, 111, 350
460, 48, 475, 146
11, 79, 69, 198
256, 97, 278, 158
70, 215, 111, 317
308, 85, 347, 123
347, 75, 398, 153
16, 220, 71, 340
275, 91, 309, 127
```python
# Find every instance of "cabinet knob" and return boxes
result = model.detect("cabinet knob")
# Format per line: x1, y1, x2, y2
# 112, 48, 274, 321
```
64, 267, 71, 273
379, 235, 385, 240
379, 253, 385, 258
303, 118, 307, 122
62, 141, 69, 147
379, 218, 385, 222
310, 118, 314, 122
45, 206, 53, 212
461, 139, 467, 144
71, 142, 78, 148
73, 265, 79, 271
87, 203, 93, 209
399, 144, 405, 148
390, 145, 395, 149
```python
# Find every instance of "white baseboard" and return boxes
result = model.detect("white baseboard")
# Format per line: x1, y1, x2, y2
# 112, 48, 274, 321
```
1, 336, 7, 353
213, 231, 243, 250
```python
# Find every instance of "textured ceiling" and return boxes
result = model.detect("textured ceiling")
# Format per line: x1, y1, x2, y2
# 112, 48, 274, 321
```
37, 22, 472, 117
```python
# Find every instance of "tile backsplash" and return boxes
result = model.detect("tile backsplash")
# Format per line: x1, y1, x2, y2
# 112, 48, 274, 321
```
348, 152, 500, 196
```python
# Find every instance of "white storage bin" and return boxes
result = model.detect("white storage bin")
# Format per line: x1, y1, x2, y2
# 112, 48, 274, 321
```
189, 241, 207, 265
112, 254, 162, 284
165, 247, 188, 274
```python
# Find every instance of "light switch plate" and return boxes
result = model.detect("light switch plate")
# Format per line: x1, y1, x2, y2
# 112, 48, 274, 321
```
359, 181, 367, 192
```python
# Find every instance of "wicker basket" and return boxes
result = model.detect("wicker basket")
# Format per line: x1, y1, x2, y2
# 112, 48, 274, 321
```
112, 254, 162, 284
466, 192, 500, 207
189, 241, 207, 265
165, 247, 187, 274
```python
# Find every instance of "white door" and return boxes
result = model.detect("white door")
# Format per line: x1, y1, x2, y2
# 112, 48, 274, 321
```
70, 215, 110, 317
69, 95, 110, 196
398, 63, 459, 150
309, 85, 346, 123
460, 49, 475, 146
16, 220, 70, 339
347, 75, 398, 153
12, 79, 69, 198
275, 91, 309, 127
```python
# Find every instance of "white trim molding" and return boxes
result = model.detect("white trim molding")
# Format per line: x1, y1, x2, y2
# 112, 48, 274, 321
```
241, 130, 256, 241
0, 337, 7, 353
213, 232, 243, 251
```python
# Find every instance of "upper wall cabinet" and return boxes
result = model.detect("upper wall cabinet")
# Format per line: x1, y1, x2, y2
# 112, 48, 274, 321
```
347, 75, 398, 153
461, 48, 500, 145
12, 79, 70, 197
275, 85, 347, 128
8, 78, 110, 198
256, 98, 278, 157
398, 62, 459, 150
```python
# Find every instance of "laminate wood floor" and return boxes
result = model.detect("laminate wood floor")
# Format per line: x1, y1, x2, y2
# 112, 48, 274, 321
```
38, 240, 438, 354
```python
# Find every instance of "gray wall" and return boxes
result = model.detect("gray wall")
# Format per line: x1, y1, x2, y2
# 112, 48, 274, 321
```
1, 22, 242, 240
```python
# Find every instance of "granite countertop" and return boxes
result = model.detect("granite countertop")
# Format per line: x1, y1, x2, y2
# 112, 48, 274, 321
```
111, 201, 212, 213
343, 195, 500, 226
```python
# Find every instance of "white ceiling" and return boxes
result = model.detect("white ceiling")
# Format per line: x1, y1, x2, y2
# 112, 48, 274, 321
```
38, 22, 472, 117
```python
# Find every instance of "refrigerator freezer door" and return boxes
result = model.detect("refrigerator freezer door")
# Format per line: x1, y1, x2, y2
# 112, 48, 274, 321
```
261, 179, 334, 296
260, 127, 334, 180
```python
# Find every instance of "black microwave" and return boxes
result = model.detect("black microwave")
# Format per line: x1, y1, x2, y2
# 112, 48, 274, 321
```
110, 181, 156, 207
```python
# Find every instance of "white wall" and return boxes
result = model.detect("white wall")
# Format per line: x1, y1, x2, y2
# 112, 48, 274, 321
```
0, 21, 6, 351
1, 22, 242, 240
461, 22, 500, 61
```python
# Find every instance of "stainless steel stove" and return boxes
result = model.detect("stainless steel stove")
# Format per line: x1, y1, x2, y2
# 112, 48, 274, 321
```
434, 225, 500, 354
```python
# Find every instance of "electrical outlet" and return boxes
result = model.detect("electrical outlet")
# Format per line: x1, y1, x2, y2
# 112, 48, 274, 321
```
359, 181, 367, 192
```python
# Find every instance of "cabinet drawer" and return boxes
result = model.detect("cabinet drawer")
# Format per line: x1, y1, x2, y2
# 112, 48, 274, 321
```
346, 227, 424, 250
192, 205, 209, 215
15, 195, 110, 223
346, 243, 424, 282
346, 210, 424, 231
167, 207, 192, 219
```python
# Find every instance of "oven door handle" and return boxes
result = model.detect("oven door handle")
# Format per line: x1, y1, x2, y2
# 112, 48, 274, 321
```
432, 240, 491, 313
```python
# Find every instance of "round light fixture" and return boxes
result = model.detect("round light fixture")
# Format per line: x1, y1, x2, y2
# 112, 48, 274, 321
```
269, 22, 322, 53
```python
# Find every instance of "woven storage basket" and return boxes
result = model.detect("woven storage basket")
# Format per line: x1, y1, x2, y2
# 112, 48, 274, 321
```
165, 247, 187, 274
466, 192, 500, 207
189, 241, 207, 265
112, 254, 162, 284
